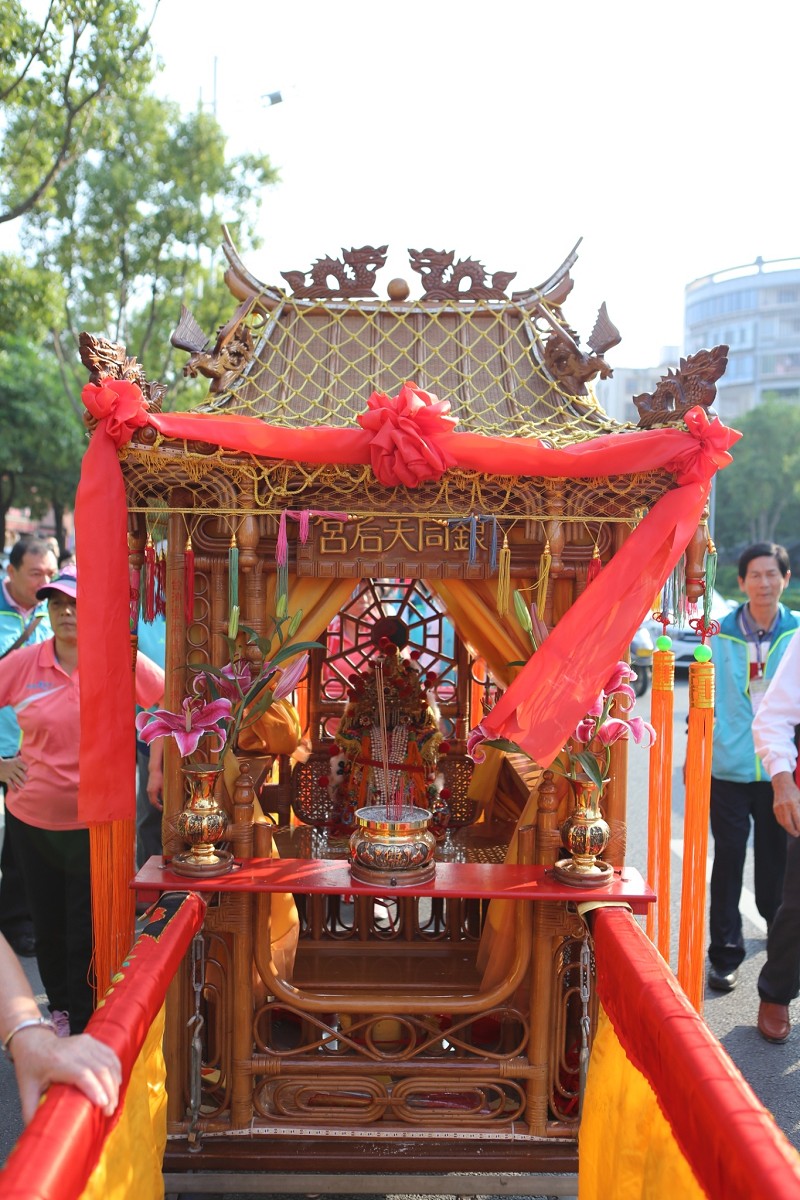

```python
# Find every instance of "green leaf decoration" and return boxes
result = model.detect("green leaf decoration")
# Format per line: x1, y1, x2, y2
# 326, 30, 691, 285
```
513, 589, 533, 634
189, 662, 228, 681
483, 736, 526, 756
573, 750, 606, 789
270, 640, 324, 666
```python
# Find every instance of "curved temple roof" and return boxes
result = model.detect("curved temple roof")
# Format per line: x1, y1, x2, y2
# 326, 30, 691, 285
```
172, 231, 628, 448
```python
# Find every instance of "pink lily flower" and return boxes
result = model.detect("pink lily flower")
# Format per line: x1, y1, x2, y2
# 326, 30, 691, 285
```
136, 696, 233, 757
594, 717, 634, 746
272, 654, 307, 699
192, 659, 255, 701
574, 717, 598, 744
467, 722, 489, 764
603, 662, 637, 701
627, 716, 657, 747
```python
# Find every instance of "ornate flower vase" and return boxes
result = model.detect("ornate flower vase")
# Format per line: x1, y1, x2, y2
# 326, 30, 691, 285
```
349, 804, 436, 886
554, 775, 614, 887
171, 763, 234, 878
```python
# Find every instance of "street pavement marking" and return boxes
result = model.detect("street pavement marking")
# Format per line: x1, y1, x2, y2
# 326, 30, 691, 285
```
669, 839, 768, 935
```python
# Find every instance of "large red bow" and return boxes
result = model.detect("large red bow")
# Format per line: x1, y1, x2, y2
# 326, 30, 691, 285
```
667, 406, 741, 484
357, 382, 458, 487
82, 378, 150, 448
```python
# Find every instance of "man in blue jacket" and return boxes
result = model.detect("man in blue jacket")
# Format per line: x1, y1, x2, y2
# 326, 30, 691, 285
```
707, 542, 799, 992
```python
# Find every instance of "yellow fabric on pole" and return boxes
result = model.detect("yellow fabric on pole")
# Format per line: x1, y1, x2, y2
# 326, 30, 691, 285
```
79, 1008, 167, 1200
579, 1008, 704, 1200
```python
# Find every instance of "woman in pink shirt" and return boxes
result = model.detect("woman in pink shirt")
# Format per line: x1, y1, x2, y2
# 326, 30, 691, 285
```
0, 569, 163, 1035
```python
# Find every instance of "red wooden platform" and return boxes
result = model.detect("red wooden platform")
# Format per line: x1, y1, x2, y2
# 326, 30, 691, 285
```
134, 856, 655, 912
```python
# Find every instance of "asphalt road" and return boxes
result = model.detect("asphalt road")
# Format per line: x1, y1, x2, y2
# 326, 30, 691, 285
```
2, 676, 798, 1196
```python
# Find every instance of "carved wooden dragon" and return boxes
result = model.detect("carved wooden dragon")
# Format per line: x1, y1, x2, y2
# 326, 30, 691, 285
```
78, 333, 167, 428
281, 246, 389, 299
408, 248, 516, 301
633, 344, 729, 428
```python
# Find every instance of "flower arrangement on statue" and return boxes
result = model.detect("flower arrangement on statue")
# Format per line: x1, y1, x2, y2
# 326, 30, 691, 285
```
136, 602, 319, 765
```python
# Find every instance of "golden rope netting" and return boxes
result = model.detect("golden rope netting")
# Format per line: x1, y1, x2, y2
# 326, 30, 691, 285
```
195, 294, 632, 444
120, 442, 675, 523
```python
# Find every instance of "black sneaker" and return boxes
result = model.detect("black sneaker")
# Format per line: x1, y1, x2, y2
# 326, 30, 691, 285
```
708, 964, 738, 992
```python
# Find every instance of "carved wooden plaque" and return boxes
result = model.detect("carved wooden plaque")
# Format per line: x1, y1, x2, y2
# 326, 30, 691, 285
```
296, 517, 499, 579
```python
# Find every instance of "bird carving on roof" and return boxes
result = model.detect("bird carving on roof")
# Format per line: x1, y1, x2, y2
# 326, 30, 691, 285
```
170, 298, 255, 394
541, 303, 620, 397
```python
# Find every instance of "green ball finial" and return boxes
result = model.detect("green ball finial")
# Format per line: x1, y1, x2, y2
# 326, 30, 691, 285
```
694, 643, 713, 662
656, 635, 672, 651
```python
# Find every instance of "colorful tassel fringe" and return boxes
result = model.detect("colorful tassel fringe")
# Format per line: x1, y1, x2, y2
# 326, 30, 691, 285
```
646, 646, 675, 959
536, 540, 551, 620
496, 534, 511, 616
678, 656, 715, 1012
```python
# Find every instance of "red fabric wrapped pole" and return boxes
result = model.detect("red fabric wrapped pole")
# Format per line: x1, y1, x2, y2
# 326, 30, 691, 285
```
0, 891, 206, 1200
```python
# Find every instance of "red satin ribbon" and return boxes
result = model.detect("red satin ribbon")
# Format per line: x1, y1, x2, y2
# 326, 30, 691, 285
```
356, 382, 458, 487
82, 379, 150, 447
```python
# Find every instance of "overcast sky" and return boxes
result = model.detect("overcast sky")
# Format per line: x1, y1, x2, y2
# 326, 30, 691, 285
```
146, 0, 798, 366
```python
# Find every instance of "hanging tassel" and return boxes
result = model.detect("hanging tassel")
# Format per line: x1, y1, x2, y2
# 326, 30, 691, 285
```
129, 565, 141, 633
229, 533, 239, 618
703, 537, 718, 628
536, 539, 552, 621
143, 535, 156, 622
275, 512, 289, 612
586, 542, 603, 583
674, 556, 688, 626
90, 819, 136, 1010
489, 516, 498, 570
155, 549, 167, 618
184, 535, 195, 627
298, 510, 310, 543
468, 516, 478, 566
646, 643, 675, 958
496, 533, 511, 616
677, 652, 715, 1012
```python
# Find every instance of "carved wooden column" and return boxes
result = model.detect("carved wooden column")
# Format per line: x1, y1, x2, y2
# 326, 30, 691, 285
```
526, 773, 563, 1136
164, 489, 191, 1124
164, 489, 191, 854
230, 766, 256, 1128
542, 485, 565, 628
603, 524, 631, 868
238, 513, 264, 637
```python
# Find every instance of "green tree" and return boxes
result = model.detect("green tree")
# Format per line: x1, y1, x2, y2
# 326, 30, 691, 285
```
0, 336, 84, 550
714, 400, 800, 553
22, 92, 277, 411
0, 0, 155, 224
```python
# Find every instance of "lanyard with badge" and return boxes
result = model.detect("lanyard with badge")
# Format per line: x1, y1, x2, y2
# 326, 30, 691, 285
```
740, 606, 777, 714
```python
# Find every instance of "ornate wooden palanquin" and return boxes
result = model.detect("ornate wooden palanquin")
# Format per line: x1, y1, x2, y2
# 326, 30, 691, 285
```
86, 235, 727, 1189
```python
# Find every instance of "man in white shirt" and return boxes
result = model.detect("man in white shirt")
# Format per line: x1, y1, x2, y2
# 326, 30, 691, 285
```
751, 629, 800, 1041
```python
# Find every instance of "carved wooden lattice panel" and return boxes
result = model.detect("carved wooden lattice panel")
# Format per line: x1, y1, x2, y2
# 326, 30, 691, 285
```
315, 579, 460, 742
